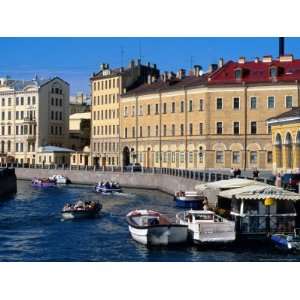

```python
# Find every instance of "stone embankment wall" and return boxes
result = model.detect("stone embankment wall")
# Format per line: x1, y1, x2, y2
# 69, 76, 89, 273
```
0, 168, 17, 197
15, 168, 201, 195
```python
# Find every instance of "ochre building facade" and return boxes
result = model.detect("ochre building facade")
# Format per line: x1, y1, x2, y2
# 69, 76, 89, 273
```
119, 55, 300, 171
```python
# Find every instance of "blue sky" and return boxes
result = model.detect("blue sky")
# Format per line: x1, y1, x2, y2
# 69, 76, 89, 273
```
0, 37, 300, 95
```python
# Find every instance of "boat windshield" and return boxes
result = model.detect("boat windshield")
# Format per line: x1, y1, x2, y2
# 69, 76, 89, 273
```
194, 214, 214, 221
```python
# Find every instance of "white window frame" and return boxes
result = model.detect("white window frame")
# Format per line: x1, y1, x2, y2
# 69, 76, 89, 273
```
216, 97, 223, 110
216, 121, 223, 135
232, 121, 240, 135
249, 96, 257, 110
285, 95, 293, 109
232, 151, 240, 164
232, 97, 240, 110
267, 95, 276, 109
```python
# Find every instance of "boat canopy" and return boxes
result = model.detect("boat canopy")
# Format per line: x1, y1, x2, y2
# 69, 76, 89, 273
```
195, 178, 258, 191
219, 183, 300, 201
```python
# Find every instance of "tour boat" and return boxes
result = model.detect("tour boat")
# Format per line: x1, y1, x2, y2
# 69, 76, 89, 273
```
126, 209, 188, 246
32, 178, 56, 188
271, 233, 300, 251
61, 200, 102, 219
174, 190, 203, 209
95, 181, 122, 194
49, 174, 70, 184
176, 210, 236, 244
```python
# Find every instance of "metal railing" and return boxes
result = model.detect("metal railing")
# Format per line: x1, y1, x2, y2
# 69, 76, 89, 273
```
0, 162, 276, 185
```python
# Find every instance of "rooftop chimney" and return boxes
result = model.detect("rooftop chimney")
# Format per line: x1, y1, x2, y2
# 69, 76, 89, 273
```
218, 58, 224, 68
177, 69, 186, 80
279, 37, 285, 56
262, 55, 272, 63
208, 64, 218, 73
193, 65, 202, 77
254, 57, 259, 63
147, 74, 152, 84
238, 57, 245, 64
100, 63, 109, 71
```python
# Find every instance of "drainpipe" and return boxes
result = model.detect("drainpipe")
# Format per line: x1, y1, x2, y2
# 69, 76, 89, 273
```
184, 87, 188, 170
135, 94, 138, 163
244, 83, 248, 171
159, 90, 162, 169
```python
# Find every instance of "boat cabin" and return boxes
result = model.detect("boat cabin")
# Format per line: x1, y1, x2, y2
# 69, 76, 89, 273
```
183, 210, 224, 223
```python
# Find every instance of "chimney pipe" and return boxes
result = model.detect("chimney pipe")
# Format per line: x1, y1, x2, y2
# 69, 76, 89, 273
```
279, 37, 285, 56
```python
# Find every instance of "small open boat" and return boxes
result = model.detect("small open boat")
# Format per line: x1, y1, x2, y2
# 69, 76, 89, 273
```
176, 210, 236, 244
174, 190, 203, 209
95, 181, 122, 194
61, 200, 102, 219
126, 209, 188, 246
32, 178, 56, 188
49, 174, 70, 184
271, 232, 300, 251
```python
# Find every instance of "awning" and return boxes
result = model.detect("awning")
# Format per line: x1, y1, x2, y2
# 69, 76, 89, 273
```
219, 183, 269, 199
195, 178, 256, 191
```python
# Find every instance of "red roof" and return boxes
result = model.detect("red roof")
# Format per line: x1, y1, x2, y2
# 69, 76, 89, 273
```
208, 58, 300, 85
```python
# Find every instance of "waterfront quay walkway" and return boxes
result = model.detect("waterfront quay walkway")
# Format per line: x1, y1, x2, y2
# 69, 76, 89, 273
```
1, 163, 275, 196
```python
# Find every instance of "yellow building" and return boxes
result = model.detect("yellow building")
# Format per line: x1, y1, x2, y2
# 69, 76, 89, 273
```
120, 55, 300, 171
268, 107, 300, 173
90, 60, 159, 167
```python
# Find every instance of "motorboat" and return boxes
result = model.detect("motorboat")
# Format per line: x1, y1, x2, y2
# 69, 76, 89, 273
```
176, 210, 236, 244
49, 174, 70, 184
32, 178, 56, 188
271, 232, 300, 251
126, 209, 188, 246
95, 181, 122, 194
61, 200, 102, 219
174, 190, 203, 209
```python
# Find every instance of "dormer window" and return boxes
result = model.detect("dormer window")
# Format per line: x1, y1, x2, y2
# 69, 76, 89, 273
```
234, 68, 242, 80
269, 66, 277, 78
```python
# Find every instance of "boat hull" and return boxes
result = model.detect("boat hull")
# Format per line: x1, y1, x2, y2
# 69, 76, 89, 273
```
32, 182, 56, 188
175, 198, 202, 209
95, 187, 122, 194
128, 224, 188, 246
61, 203, 102, 219
271, 234, 300, 251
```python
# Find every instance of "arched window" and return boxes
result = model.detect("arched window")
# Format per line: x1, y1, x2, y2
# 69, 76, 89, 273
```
275, 133, 283, 168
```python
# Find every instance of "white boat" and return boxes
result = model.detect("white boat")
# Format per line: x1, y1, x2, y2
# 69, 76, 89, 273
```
176, 210, 236, 244
126, 209, 188, 246
49, 174, 70, 184
95, 181, 122, 194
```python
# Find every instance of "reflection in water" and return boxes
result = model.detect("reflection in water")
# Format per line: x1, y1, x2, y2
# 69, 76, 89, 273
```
0, 180, 299, 262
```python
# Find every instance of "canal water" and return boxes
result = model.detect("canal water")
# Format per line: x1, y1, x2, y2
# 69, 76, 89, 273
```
0, 180, 299, 262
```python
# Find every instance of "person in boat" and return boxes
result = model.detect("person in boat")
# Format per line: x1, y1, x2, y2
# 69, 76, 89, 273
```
203, 197, 209, 210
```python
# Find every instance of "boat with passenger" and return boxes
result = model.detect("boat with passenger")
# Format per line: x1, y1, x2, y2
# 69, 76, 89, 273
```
32, 177, 56, 188
61, 200, 102, 219
49, 174, 70, 184
126, 209, 188, 246
174, 190, 204, 209
95, 181, 122, 194
176, 210, 236, 244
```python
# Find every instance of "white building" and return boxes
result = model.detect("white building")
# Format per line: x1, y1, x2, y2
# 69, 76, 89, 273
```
0, 75, 70, 164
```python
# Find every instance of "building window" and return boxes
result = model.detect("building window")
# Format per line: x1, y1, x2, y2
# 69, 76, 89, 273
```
155, 104, 159, 114
171, 152, 175, 163
163, 103, 167, 114
147, 126, 151, 137
125, 128, 128, 138
8, 98, 11, 106
199, 147, 204, 163
163, 125, 167, 136
171, 102, 175, 113
132, 127, 135, 138
155, 125, 159, 137
199, 123, 203, 135
267, 125, 272, 134
189, 100, 193, 112
155, 152, 160, 163
171, 124, 175, 136
216, 98, 223, 110
267, 151, 273, 164
285, 96, 293, 108
189, 123, 193, 135
233, 122, 240, 135
235, 69, 242, 80
250, 96, 257, 109
139, 126, 143, 137
189, 152, 193, 163
180, 124, 184, 136
132, 106, 135, 117
216, 122, 223, 134
250, 151, 257, 164
199, 99, 204, 111
139, 105, 143, 116
232, 151, 240, 164
250, 121, 257, 134
216, 151, 224, 164
180, 152, 185, 163
267, 96, 275, 109
147, 104, 151, 115
233, 97, 240, 110
180, 101, 184, 113
124, 106, 128, 117
16, 97, 19, 106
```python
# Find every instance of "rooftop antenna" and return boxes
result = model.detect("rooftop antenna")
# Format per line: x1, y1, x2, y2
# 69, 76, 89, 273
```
138, 40, 142, 61
279, 37, 285, 56
120, 46, 124, 68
